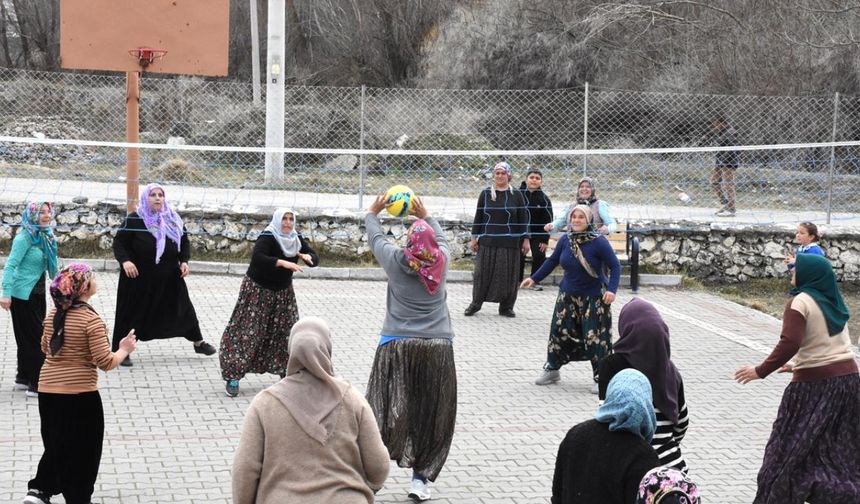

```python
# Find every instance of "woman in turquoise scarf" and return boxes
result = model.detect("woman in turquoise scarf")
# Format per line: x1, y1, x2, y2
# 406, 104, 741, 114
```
1, 201, 59, 397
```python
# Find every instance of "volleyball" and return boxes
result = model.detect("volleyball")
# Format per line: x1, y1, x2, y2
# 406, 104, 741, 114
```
384, 185, 415, 217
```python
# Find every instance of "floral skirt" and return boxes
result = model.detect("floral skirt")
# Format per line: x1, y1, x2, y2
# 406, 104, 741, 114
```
545, 292, 613, 378
754, 373, 860, 504
219, 276, 299, 381
365, 338, 457, 482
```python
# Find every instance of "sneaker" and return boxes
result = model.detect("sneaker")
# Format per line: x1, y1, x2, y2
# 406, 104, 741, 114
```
193, 341, 217, 356
25, 387, 38, 398
714, 209, 736, 217
713, 205, 727, 215
408, 478, 431, 501
534, 369, 561, 385
591, 382, 599, 395
13, 381, 29, 391
528, 284, 543, 291
23, 489, 52, 504
120, 356, 133, 367
225, 380, 239, 397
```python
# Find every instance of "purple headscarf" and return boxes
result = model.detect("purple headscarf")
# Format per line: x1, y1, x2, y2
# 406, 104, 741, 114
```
615, 298, 682, 424
138, 183, 184, 264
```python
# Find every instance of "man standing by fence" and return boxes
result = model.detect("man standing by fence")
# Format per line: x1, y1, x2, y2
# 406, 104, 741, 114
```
709, 116, 740, 217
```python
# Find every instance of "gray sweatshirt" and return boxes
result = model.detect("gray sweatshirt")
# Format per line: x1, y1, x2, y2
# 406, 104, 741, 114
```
365, 213, 454, 340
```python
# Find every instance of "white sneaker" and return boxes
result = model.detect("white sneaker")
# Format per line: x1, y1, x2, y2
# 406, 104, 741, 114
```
408, 478, 431, 501
534, 369, 561, 385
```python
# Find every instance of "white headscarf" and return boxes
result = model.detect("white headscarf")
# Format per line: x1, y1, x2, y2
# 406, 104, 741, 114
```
265, 208, 301, 257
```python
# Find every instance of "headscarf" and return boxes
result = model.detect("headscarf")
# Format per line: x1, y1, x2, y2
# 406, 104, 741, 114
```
264, 208, 301, 257
267, 317, 350, 445
138, 183, 184, 264
48, 263, 95, 355
21, 201, 58, 278
567, 204, 599, 278
576, 177, 597, 205
636, 467, 701, 504
404, 218, 446, 295
594, 369, 657, 442
489, 161, 514, 201
616, 298, 682, 424
790, 254, 850, 336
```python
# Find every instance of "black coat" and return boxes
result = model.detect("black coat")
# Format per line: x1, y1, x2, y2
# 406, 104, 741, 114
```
245, 233, 319, 291
470, 187, 528, 248
552, 419, 660, 504
519, 182, 553, 241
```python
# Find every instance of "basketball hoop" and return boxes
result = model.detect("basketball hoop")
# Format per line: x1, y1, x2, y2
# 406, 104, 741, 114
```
128, 47, 168, 68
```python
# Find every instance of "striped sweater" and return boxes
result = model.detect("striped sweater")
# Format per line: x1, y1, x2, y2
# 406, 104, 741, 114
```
39, 305, 123, 394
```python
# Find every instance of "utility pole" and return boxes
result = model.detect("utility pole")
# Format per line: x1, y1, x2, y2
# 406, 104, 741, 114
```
264, 0, 285, 184
250, 0, 261, 106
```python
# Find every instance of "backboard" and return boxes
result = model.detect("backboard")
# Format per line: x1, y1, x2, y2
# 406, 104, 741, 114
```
60, 0, 229, 76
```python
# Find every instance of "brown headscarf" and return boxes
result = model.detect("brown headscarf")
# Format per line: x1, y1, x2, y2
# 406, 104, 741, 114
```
615, 298, 682, 424
267, 317, 350, 445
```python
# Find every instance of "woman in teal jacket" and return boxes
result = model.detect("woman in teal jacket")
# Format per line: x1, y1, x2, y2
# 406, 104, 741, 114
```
1, 201, 59, 397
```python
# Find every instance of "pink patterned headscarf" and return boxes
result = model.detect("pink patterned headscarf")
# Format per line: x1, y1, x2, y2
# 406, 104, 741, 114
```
404, 219, 446, 295
138, 183, 184, 264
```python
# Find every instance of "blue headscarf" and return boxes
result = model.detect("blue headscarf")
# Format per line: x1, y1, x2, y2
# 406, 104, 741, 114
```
594, 369, 657, 442
21, 201, 59, 278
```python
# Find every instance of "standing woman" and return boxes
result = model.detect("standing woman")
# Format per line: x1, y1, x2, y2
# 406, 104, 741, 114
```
465, 161, 530, 317
23, 264, 137, 504
1, 201, 58, 397
111, 183, 215, 366
219, 208, 319, 397
364, 195, 457, 502
735, 254, 860, 504
521, 205, 620, 391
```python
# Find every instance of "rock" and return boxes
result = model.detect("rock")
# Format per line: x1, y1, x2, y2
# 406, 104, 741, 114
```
762, 242, 785, 259
56, 211, 79, 225
839, 250, 860, 265
324, 154, 358, 172
659, 239, 680, 254
72, 196, 89, 204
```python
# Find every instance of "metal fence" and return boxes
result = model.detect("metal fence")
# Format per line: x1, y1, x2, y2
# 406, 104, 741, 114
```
1, 66, 859, 219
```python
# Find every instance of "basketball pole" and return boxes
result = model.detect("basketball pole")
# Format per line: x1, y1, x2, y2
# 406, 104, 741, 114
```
126, 70, 140, 213
264, 0, 285, 185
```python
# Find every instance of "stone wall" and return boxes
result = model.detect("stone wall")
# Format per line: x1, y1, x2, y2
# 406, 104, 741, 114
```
2, 202, 859, 282
633, 222, 860, 282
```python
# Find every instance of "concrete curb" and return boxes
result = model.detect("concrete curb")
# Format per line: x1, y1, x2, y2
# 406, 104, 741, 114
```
0, 256, 682, 287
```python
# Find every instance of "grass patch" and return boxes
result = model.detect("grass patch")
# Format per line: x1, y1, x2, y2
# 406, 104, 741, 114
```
685, 276, 860, 337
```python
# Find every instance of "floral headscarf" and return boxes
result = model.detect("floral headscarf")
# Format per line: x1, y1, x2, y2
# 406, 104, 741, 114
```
48, 263, 96, 355
404, 219, 446, 295
138, 183, 184, 264
21, 201, 58, 278
567, 204, 599, 278
489, 161, 514, 201
265, 208, 301, 257
636, 467, 701, 504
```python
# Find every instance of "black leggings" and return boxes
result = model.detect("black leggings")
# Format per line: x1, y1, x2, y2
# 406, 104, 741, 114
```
29, 391, 104, 504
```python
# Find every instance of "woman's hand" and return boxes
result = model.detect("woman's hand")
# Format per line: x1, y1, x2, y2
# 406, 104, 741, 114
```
122, 261, 139, 278
778, 363, 794, 373
597, 225, 609, 234
543, 223, 554, 232
119, 329, 137, 353
521, 238, 531, 256
277, 259, 304, 273
470, 238, 479, 254
602, 291, 616, 304
299, 253, 314, 265
539, 242, 548, 253
0, 298, 11, 311
368, 194, 386, 215
784, 254, 795, 265
519, 278, 535, 289
734, 365, 761, 385
410, 196, 428, 219
179, 262, 189, 278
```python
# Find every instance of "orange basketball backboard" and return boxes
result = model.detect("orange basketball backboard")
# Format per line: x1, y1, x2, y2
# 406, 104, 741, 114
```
60, 0, 229, 76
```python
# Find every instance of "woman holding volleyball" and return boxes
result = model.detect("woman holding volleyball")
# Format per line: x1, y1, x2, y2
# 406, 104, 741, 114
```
364, 193, 457, 502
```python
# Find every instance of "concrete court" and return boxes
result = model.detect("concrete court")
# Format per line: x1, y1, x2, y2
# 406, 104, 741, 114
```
0, 272, 805, 503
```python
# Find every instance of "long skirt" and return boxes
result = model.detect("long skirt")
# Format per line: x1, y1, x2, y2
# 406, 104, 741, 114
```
545, 292, 613, 379
29, 391, 104, 504
754, 373, 860, 504
365, 338, 457, 482
471, 245, 520, 310
219, 276, 298, 381
11, 274, 46, 389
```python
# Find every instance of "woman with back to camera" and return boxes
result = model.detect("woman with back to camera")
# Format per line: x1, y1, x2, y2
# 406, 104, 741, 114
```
522, 204, 620, 392
1, 201, 58, 397
364, 194, 457, 501
736, 254, 860, 503
111, 183, 215, 366
219, 208, 319, 397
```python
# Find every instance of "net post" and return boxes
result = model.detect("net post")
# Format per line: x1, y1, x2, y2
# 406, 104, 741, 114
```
826, 92, 840, 225
249, 0, 261, 106
358, 84, 367, 210
125, 70, 140, 213
582, 81, 589, 178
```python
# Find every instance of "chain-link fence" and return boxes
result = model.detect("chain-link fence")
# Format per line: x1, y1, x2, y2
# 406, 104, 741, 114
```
1, 66, 859, 220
